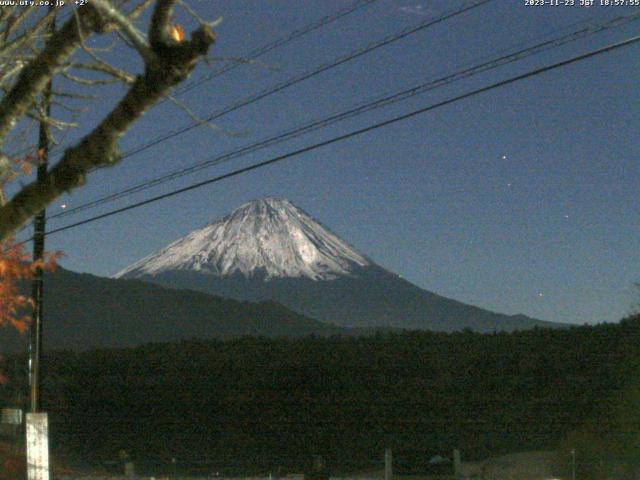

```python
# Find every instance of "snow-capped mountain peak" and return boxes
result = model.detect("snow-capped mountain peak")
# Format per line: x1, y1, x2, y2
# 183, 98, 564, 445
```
114, 197, 370, 281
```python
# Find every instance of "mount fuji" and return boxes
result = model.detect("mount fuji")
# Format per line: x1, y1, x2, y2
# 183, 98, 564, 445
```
116, 197, 370, 281
116, 198, 561, 332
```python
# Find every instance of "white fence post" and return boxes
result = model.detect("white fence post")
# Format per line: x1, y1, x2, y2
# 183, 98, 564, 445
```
26, 412, 50, 480
384, 448, 392, 480
453, 449, 462, 478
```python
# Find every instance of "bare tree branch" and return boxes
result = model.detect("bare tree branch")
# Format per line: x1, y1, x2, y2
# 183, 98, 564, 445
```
0, 9, 216, 239
164, 93, 235, 136
2, 7, 35, 41
128, 0, 156, 20
50, 99, 89, 114
70, 61, 135, 84
61, 70, 124, 86
150, 0, 176, 48
26, 112, 78, 131
0, 8, 56, 58
90, 0, 154, 62
51, 89, 99, 100
0, 7, 110, 146
0, 9, 13, 26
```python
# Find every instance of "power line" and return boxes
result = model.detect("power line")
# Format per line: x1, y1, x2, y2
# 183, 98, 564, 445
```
13, 0, 492, 228
48, 11, 640, 222
38, 33, 640, 240
30, 0, 487, 164
171, 0, 380, 98
9, 0, 378, 160
102, 0, 494, 161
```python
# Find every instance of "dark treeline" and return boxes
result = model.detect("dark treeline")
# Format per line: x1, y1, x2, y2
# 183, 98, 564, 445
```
2, 316, 640, 477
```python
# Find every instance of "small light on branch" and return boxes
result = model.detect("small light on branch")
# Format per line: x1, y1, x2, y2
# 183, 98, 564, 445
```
169, 24, 185, 42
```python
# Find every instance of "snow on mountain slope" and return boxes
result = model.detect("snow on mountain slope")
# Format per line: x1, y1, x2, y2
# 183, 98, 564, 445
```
115, 198, 370, 280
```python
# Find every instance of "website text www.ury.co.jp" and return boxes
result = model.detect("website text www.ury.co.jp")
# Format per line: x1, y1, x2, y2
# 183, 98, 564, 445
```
0, 0, 67, 6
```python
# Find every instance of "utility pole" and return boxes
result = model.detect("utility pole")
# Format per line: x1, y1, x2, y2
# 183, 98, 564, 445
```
29, 98, 51, 414
29, 1, 55, 417
26, 8, 55, 480
29, 59, 52, 416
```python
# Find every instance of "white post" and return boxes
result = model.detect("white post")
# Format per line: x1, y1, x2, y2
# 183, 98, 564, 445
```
453, 449, 462, 478
125, 461, 135, 477
26, 412, 50, 480
384, 448, 392, 480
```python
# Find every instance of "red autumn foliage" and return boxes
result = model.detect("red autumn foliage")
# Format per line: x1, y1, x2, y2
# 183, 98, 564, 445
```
0, 238, 35, 335
0, 152, 61, 386
0, 238, 60, 384
1, 152, 37, 184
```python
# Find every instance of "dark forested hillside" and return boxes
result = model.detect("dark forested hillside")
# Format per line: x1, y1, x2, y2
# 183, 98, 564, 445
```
1, 317, 638, 476
0, 268, 345, 353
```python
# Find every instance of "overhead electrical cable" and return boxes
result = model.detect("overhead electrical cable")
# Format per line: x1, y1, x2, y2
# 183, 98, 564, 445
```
32, 33, 639, 241
11, 0, 495, 238
171, 0, 380, 97
48, 11, 640, 221
98, 0, 495, 162
8, 0, 378, 159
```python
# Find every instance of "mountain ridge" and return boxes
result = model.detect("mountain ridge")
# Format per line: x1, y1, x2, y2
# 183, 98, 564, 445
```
117, 198, 564, 332
0, 267, 346, 354
145, 264, 559, 331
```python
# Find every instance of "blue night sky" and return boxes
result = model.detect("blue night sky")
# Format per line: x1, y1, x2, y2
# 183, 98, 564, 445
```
17, 0, 640, 326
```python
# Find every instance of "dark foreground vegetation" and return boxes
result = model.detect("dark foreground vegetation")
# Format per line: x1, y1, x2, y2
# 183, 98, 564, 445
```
2, 316, 640, 478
